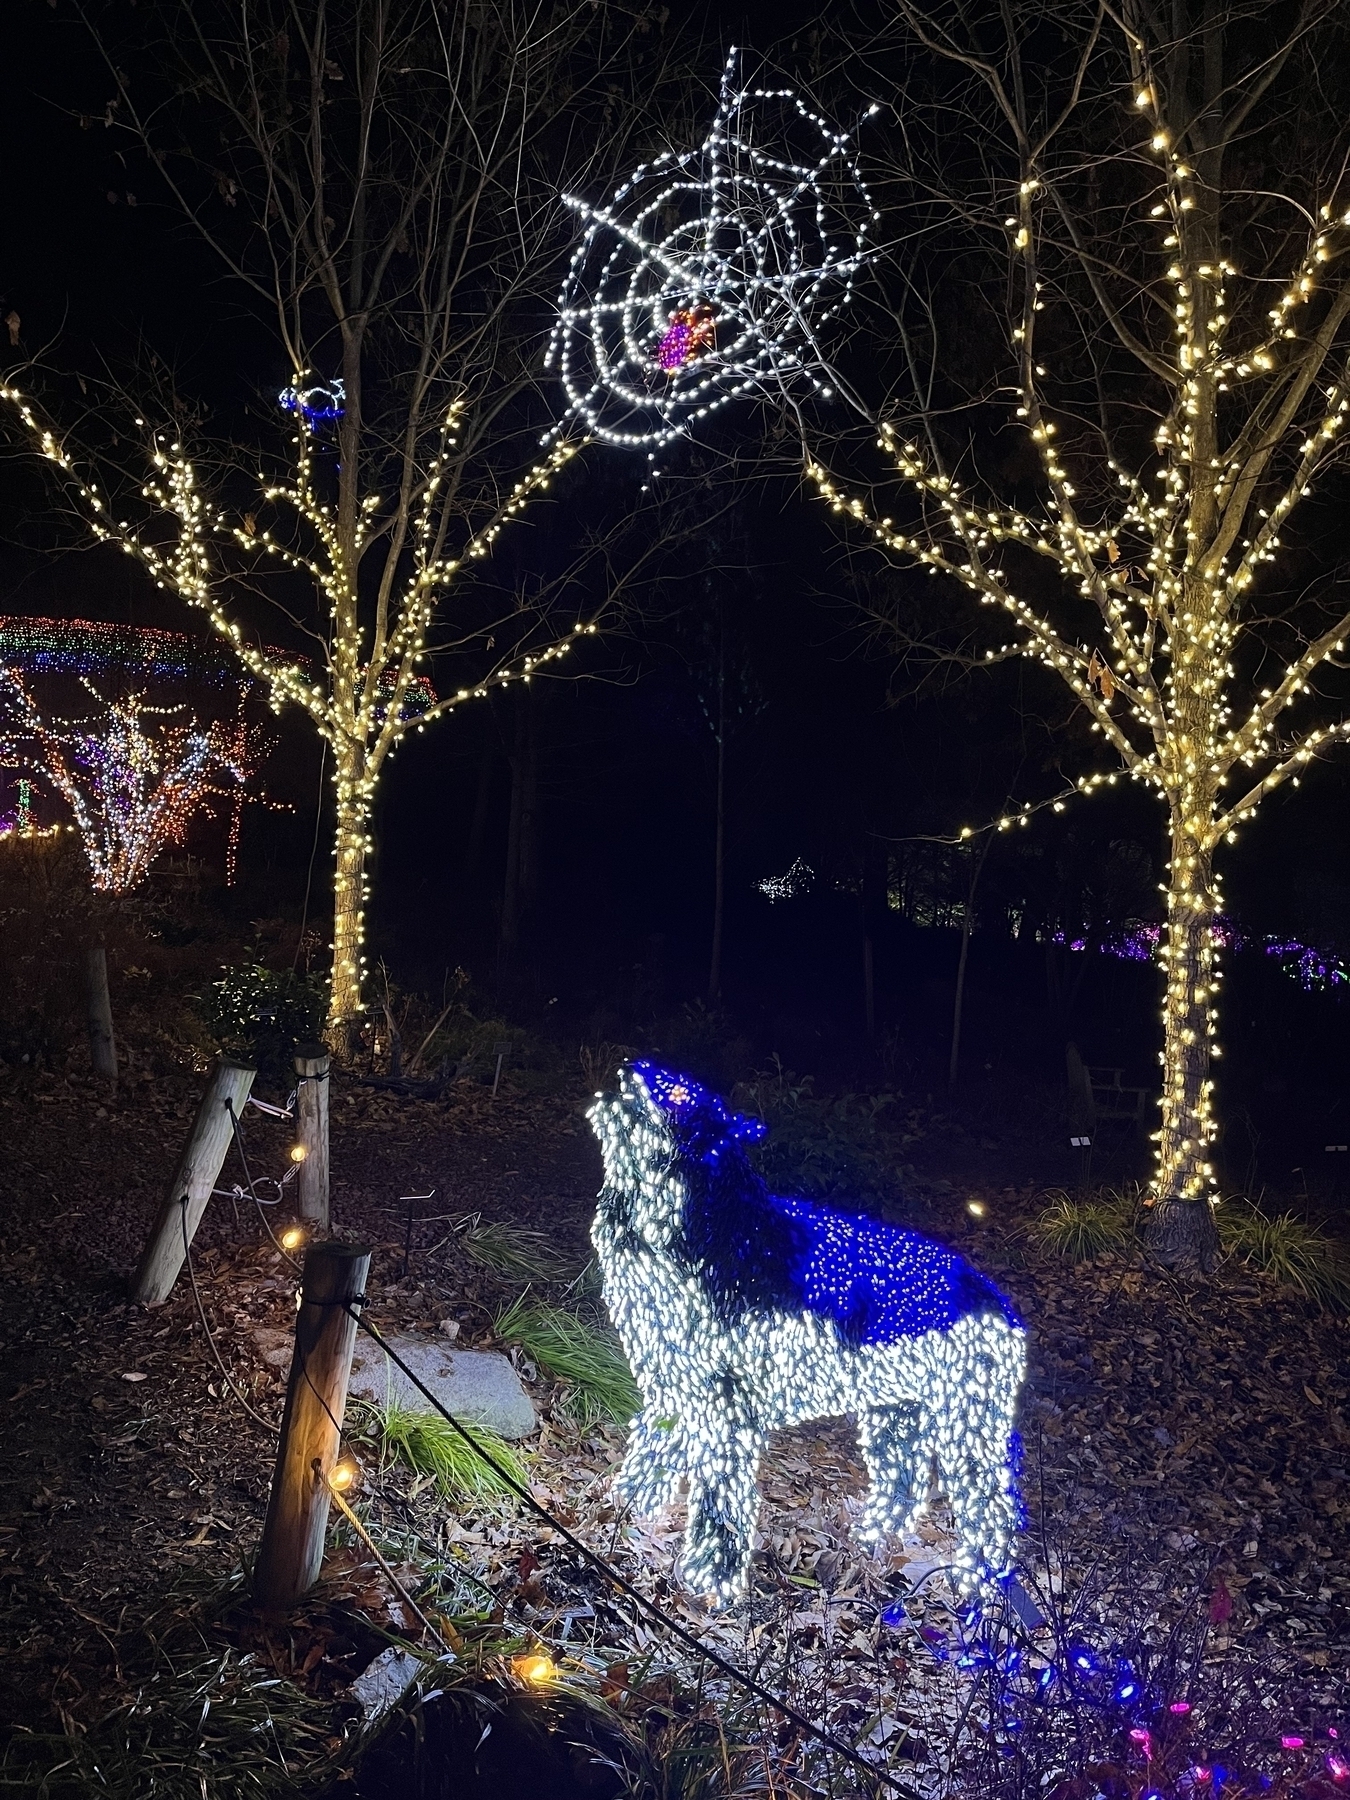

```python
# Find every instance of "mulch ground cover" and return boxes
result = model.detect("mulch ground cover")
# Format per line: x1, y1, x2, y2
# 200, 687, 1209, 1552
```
1, 1058, 1348, 1790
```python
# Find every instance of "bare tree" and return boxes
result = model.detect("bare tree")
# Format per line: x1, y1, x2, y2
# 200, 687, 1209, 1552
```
2, 0, 685, 1033
679, 590, 765, 1004
806, 0, 1350, 1267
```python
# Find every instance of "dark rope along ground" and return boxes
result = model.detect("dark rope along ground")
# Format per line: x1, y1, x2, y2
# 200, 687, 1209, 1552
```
343, 1302, 927, 1799
169, 1100, 954, 1794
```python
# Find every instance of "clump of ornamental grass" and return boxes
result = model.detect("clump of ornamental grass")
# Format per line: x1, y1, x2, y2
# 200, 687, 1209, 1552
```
452, 1211, 574, 1284
0, 1569, 342, 1800
1025, 1188, 1137, 1263
368, 1394, 528, 1499
494, 1296, 639, 1426
1217, 1199, 1350, 1311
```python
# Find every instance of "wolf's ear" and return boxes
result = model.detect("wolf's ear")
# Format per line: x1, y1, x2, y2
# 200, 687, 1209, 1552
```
627, 1061, 709, 1123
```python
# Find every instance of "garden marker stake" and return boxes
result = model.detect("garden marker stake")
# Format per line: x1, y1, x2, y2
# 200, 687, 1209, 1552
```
292, 1044, 330, 1232
254, 1240, 371, 1611
132, 1058, 256, 1304
84, 946, 117, 1084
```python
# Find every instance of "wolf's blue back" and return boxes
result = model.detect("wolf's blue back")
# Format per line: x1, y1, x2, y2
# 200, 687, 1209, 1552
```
630, 1061, 1019, 1346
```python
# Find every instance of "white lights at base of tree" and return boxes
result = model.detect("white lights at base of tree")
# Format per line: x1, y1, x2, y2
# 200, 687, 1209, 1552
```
547, 50, 877, 456
588, 1063, 1026, 1604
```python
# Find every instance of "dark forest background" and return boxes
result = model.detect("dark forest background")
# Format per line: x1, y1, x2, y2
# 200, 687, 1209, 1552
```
3, 0, 1350, 1199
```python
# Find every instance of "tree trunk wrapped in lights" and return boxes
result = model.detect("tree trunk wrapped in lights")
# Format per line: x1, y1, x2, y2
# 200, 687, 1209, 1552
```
331, 754, 373, 1035
0, 0, 680, 1035
805, 0, 1350, 1269
1153, 813, 1221, 1256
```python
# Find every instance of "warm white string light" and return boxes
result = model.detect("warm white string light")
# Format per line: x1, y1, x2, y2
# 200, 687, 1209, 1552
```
589, 1062, 1025, 1604
548, 50, 877, 460
804, 72, 1350, 1229
0, 380, 596, 1027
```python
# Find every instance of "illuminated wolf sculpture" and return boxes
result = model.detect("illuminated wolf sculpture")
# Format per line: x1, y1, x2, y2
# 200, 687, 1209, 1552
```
587, 1062, 1026, 1602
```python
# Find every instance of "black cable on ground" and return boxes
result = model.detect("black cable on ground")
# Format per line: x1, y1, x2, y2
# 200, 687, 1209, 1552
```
345, 1305, 922, 1800
180, 1199, 277, 1433
324, 1475, 452, 1653
179, 1096, 918, 1788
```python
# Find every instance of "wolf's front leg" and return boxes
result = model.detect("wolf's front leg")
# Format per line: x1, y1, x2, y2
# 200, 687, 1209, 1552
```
680, 1378, 765, 1603
856, 1402, 929, 1542
931, 1319, 1026, 1592
614, 1406, 688, 1513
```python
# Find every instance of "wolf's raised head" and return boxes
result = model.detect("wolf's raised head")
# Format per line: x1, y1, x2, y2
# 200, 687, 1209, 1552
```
587, 1061, 767, 1234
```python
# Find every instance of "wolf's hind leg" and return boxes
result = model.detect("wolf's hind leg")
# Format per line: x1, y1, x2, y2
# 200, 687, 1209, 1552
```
856, 1403, 929, 1542
939, 1404, 1020, 1591
932, 1322, 1024, 1590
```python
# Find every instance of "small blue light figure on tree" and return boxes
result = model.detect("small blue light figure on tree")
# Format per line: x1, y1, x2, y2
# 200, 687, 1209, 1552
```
588, 1061, 1026, 1602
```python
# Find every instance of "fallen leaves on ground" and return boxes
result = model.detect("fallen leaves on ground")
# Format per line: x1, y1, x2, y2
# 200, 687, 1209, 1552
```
0, 1063, 1346, 1792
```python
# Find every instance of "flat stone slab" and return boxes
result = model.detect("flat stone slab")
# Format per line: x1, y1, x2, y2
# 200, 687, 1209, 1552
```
345, 1335, 537, 1441
351, 1646, 423, 1723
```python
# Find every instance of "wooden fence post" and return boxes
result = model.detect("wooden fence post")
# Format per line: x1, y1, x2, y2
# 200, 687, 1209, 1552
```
253, 1240, 372, 1611
131, 1058, 257, 1304
293, 1044, 330, 1231
85, 947, 117, 1083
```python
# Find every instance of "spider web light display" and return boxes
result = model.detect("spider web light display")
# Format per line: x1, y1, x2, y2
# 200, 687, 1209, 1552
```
547, 51, 876, 457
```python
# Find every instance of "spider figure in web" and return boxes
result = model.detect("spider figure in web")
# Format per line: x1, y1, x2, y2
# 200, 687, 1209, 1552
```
588, 1062, 1026, 1603
657, 306, 717, 373
547, 51, 877, 458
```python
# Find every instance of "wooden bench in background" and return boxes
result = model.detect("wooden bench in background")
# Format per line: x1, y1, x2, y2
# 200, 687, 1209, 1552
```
1067, 1043, 1155, 1133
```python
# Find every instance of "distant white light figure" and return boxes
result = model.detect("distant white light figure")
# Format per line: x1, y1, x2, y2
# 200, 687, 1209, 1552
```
755, 856, 814, 901
547, 50, 876, 455
278, 378, 345, 423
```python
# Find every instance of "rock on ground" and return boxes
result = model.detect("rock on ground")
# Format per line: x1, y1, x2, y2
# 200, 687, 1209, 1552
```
346, 1336, 537, 1440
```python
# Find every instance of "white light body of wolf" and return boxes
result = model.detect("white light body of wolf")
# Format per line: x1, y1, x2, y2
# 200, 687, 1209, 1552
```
587, 1061, 1026, 1602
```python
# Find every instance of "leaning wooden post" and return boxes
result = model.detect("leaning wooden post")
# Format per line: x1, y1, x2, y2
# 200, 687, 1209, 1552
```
131, 1058, 257, 1304
293, 1044, 331, 1231
85, 947, 118, 1084
253, 1240, 372, 1611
